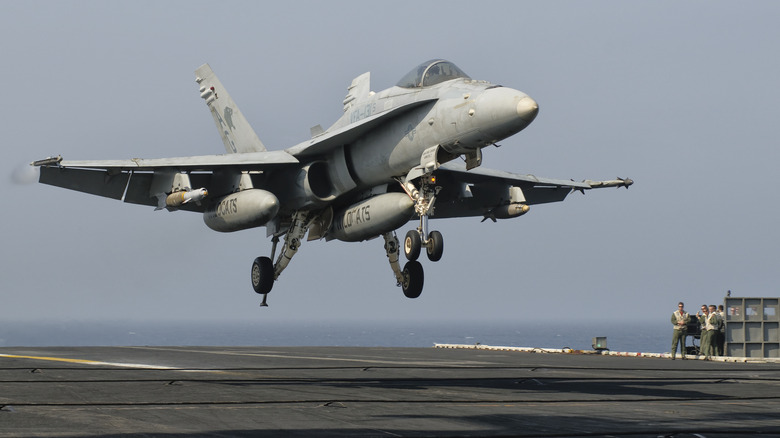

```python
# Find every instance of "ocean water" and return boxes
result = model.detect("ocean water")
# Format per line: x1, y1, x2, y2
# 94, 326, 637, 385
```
0, 319, 673, 353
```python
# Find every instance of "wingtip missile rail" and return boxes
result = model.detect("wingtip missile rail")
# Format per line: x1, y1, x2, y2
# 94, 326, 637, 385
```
583, 177, 633, 189
572, 177, 633, 195
31, 156, 63, 167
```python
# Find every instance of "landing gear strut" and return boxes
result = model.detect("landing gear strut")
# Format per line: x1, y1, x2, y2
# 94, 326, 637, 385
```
401, 176, 445, 263
391, 175, 445, 299
401, 175, 444, 262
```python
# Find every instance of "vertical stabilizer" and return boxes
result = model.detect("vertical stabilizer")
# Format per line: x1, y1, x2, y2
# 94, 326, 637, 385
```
195, 64, 267, 153
342, 72, 370, 112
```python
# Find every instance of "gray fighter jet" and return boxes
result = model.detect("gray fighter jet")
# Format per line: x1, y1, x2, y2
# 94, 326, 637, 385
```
33, 60, 632, 304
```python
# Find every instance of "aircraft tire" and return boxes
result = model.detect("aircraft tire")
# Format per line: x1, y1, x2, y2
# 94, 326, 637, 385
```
251, 256, 274, 294
404, 230, 421, 261
426, 230, 444, 262
401, 260, 424, 299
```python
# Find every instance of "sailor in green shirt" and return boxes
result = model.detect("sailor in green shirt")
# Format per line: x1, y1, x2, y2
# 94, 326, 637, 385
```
671, 302, 690, 360
698, 304, 716, 359
709, 304, 724, 356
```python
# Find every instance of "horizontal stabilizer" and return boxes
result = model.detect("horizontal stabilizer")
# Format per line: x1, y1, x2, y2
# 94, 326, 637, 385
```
39, 167, 129, 200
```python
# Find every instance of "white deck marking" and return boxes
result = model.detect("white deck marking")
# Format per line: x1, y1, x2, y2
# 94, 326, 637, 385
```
122, 346, 492, 367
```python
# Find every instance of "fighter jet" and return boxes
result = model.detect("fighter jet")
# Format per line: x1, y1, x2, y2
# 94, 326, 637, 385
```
33, 60, 632, 304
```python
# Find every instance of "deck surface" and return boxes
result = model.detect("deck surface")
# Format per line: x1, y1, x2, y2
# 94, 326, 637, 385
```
1, 346, 779, 437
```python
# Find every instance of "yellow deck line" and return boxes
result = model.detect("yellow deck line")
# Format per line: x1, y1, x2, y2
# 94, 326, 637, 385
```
0, 353, 178, 369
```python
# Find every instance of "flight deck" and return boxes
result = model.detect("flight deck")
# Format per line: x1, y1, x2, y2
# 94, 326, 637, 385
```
1, 346, 779, 437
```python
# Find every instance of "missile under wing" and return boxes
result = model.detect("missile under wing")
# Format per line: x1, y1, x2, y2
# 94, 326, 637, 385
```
33, 59, 632, 304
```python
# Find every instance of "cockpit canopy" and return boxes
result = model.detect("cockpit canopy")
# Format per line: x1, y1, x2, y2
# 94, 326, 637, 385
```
396, 60, 471, 88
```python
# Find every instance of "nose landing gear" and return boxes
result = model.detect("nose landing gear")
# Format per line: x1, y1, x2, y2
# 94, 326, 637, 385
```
404, 229, 444, 262
390, 175, 445, 299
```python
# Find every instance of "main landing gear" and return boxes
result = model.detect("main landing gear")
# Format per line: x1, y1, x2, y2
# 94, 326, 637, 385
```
250, 174, 446, 304
251, 256, 274, 306
251, 211, 313, 307
382, 232, 424, 299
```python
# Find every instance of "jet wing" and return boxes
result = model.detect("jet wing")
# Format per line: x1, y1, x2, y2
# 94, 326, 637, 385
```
34, 151, 300, 211
34, 94, 438, 209
42, 150, 299, 171
431, 162, 628, 220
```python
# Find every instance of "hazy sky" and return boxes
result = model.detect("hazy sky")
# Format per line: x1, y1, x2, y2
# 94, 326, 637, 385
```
3, 1, 779, 325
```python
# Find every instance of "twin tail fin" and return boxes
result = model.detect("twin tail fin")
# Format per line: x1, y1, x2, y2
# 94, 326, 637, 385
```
195, 64, 267, 154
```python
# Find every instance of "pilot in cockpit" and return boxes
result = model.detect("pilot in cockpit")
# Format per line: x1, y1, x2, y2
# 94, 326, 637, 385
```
424, 65, 440, 83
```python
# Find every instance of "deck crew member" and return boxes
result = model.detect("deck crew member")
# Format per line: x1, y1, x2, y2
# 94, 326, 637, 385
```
710, 304, 724, 356
671, 302, 690, 360
716, 304, 726, 356
698, 305, 716, 359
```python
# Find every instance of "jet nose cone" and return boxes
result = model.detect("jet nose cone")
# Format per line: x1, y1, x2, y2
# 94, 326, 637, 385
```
470, 88, 539, 143
516, 95, 539, 123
